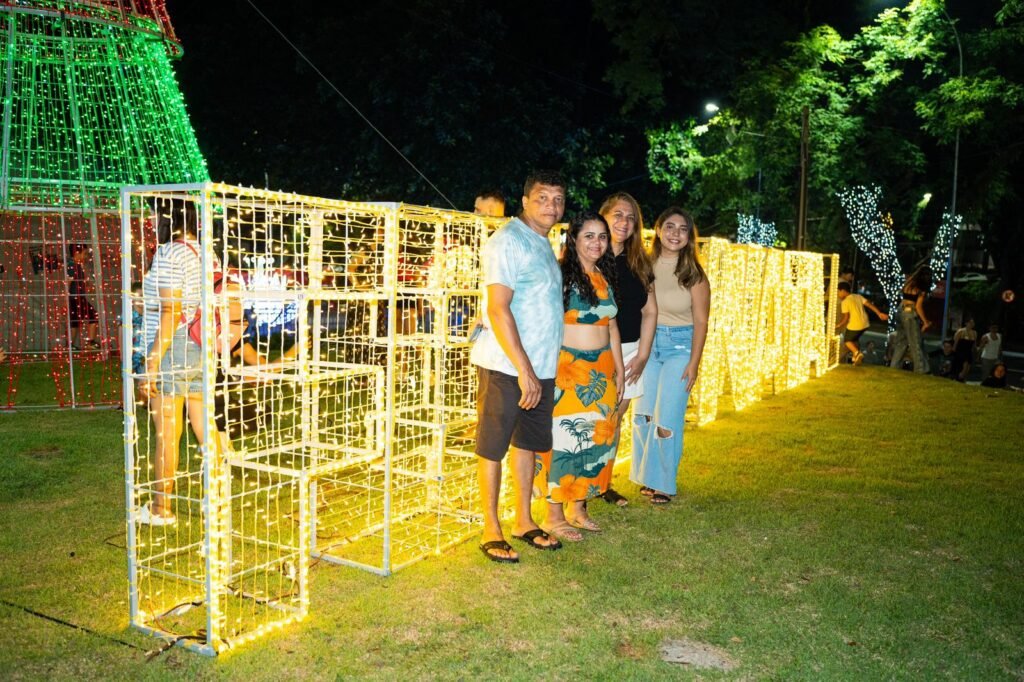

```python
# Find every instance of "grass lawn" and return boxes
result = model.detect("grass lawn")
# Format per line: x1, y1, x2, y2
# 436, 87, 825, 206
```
1, 365, 1022, 680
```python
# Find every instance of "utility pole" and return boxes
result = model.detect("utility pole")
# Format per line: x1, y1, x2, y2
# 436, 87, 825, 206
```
796, 106, 809, 251
940, 9, 963, 339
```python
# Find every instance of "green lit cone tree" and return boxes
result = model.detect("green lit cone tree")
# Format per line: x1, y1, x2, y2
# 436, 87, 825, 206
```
0, 0, 207, 407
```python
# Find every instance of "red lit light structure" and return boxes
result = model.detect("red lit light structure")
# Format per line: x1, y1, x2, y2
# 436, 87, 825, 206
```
0, 0, 207, 407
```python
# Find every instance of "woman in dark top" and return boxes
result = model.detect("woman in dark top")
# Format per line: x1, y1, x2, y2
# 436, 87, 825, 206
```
889, 265, 932, 373
952, 318, 977, 382
599, 192, 657, 505
981, 362, 1008, 389
67, 243, 100, 350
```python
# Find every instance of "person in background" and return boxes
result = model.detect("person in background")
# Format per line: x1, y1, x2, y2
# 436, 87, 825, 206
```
981, 362, 1008, 389
471, 170, 566, 563
630, 208, 710, 505
129, 282, 146, 372
836, 281, 888, 365
888, 265, 932, 373
138, 200, 219, 526
599, 192, 657, 506
67, 243, 100, 350
834, 269, 856, 361
474, 188, 506, 218
929, 339, 957, 378
952, 318, 977, 382
862, 340, 883, 365
126, 282, 147, 400
978, 323, 1003, 380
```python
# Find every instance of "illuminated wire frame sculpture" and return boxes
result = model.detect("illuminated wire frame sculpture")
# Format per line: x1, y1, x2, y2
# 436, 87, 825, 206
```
689, 239, 840, 425
121, 182, 838, 654
0, 0, 206, 408
121, 183, 503, 654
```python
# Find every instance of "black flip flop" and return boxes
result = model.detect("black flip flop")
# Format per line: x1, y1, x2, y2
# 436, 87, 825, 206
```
650, 492, 671, 505
511, 528, 562, 551
601, 488, 629, 506
480, 540, 519, 563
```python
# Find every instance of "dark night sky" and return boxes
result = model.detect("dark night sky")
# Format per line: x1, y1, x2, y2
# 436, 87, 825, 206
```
162, 1, 929, 204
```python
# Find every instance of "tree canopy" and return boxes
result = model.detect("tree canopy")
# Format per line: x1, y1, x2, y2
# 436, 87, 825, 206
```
641, 0, 1023, 296
169, 0, 1023, 310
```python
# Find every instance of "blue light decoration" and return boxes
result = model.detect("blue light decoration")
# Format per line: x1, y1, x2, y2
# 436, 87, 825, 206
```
736, 213, 777, 247
928, 211, 961, 290
836, 185, 903, 331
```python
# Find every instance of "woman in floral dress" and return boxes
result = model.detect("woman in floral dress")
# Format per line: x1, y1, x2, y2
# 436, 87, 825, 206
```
537, 211, 625, 541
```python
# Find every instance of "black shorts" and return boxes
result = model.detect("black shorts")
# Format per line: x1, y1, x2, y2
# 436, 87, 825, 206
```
844, 327, 866, 344
475, 367, 555, 461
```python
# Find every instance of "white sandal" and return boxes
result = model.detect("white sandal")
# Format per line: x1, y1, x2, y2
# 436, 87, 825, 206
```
137, 502, 176, 526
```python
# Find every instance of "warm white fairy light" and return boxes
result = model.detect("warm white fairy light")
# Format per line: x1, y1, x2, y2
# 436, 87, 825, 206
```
736, 213, 777, 247
929, 210, 961, 288
123, 183, 837, 655
123, 183, 506, 654
837, 185, 903, 330
688, 238, 836, 425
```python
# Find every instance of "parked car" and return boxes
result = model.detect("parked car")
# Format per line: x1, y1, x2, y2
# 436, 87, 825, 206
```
953, 272, 990, 284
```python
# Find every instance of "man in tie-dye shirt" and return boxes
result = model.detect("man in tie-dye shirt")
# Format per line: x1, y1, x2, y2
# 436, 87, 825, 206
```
471, 170, 566, 563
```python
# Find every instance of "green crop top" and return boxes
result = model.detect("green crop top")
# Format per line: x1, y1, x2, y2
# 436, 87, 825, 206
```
564, 271, 617, 326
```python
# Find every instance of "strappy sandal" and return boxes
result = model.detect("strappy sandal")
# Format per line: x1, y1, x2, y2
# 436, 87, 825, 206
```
650, 493, 671, 505
138, 502, 176, 526
542, 522, 584, 542
566, 516, 602, 533
640, 486, 655, 497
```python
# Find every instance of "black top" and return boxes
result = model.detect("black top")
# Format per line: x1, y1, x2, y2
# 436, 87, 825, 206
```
981, 375, 1007, 389
614, 252, 649, 344
67, 262, 87, 297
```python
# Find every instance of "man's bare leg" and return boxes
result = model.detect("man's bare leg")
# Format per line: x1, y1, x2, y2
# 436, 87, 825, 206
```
509, 447, 558, 547
478, 456, 517, 561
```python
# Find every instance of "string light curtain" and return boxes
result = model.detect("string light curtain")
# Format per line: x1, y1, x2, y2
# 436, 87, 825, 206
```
0, 0, 207, 407
837, 185, 903, 332
929, 211, 961, 289
736, 213, 777, 248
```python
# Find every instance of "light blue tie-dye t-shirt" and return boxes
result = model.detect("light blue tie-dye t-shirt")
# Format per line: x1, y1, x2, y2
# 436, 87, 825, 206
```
470, 218, 563, 379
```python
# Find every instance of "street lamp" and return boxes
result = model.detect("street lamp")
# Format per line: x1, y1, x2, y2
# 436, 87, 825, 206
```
704, 102, 720, 114
939, 7, 963, 339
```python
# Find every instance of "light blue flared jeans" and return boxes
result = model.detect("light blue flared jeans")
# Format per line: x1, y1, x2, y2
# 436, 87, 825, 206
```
630, 324, 693, 496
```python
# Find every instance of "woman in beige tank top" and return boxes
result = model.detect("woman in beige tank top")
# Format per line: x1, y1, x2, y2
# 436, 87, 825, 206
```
629, 208, 710, 504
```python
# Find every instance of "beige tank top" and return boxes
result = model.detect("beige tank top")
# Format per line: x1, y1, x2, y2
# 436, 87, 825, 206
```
654, 257, 693, 326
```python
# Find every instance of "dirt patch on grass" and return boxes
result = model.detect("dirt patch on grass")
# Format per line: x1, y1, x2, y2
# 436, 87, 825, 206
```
615, 638, 646, 659
23, 446, 62, 459
659, 637, 738, 671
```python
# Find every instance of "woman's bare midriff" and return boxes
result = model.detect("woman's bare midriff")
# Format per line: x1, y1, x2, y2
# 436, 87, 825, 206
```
562, 323, 610, 351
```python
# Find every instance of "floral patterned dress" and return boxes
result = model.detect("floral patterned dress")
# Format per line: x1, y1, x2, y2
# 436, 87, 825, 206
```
534, 271, 619, 503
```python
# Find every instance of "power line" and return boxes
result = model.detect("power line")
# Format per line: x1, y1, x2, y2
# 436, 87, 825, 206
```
244, 0, 458, 209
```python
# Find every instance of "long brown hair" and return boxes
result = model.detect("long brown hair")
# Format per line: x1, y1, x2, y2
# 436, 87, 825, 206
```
560, 211, 618, 309
599, 192, 653, 287
651, 206, 706, 288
